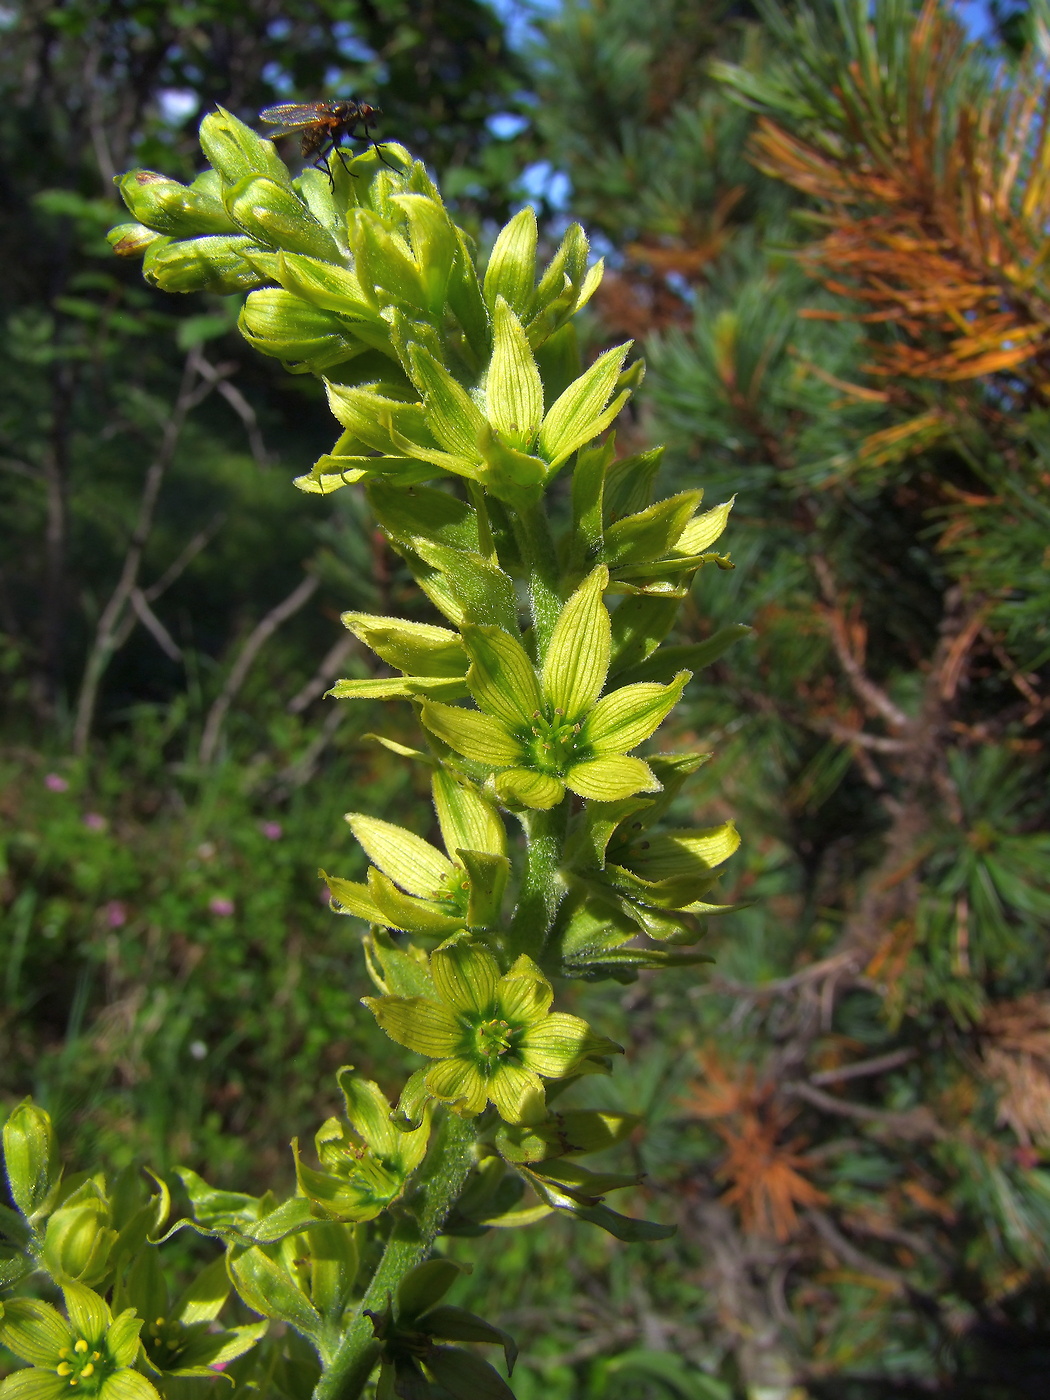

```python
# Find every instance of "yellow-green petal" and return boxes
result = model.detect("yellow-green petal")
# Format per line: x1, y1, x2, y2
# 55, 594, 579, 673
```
462, 624, 543, 727
582, 673, 690, 755
61, 1285, 110, 1345
424, 1059, 489, 1115
421, 702, 523, 766
519, 1013, 618, 1077
0, 1371, 71, 1400
97, 1369, 163, 1400
363, 996, 465, 1058
496, 957, 554, 1025
432, 770, 507, 859
0, 1301, 72, 1367
494, 768, 565, 810
430, 943, 501, 1018
488, 1062, 546, 1125
345, 814, 453, 898
541, 566, 610, 720
565, 756, 660, 802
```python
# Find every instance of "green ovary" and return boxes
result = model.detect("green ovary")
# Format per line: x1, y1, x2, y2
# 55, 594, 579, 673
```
474, 1017, 513, 1064
521, 708, 585, 774
55, 1340, 109, 1392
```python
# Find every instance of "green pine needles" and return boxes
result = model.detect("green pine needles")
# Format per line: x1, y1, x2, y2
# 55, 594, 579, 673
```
0, 109, 746, 1400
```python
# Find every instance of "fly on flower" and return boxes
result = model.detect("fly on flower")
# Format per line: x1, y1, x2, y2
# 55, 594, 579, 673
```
258, 100, 394, 183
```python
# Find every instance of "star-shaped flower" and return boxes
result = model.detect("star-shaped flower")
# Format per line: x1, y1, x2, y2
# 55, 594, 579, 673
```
420, 567, 689, 810
0, 1282, 159, 1400
363, 943, 621, 1124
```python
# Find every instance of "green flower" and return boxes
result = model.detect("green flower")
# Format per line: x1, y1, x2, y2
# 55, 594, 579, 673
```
322, 770, 509, 936
419, 567, 690, 809
118, 1252, 265, 1383
0, 1283, 158, 1400
364, 943, 621, 1124
292, 1069, 432, 1221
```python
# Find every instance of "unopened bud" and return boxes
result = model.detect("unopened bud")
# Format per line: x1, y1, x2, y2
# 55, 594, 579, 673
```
116, 170, 239, 237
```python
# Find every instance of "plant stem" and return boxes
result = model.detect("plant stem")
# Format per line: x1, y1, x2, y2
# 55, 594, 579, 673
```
517, 500, 561, 657
313, 1111, 476, 1400
507, 802, 569, 960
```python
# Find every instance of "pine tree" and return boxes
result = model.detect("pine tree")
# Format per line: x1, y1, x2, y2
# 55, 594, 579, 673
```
518, 1, 1050, 1394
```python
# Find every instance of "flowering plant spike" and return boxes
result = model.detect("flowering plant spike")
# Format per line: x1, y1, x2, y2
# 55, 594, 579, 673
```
0, 108, 746, 1400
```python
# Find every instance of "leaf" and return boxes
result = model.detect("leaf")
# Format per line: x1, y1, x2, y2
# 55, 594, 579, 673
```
614, 625, 752, 686
341, 614, 468, 678
604, 447, 664, 523
604, 492, 704, 567
396, 1260, 464, 1322
227, 1247, 321, 1336
418, 1306, 517, 1374
408, 346, 487, 463
675, 497, 735, 554
459, 849, 510, 929
410, 540, 519, 635
367, 481, 479, 553
628, 822, 741, 881
426, 1345, 515, 1400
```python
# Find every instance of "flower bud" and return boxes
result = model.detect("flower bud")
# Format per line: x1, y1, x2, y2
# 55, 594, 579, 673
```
199, 105, 293, 189
239, 289, 365, 368
116, 169, 239, 237
42, 1196, 116, 1284
107, 223, 166, 259
226, 176, 343, 263
3, 1099, 60, 1219
143, 235, 265, 295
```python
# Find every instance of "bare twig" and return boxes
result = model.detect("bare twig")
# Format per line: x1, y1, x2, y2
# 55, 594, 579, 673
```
276, 706, 347, 792
805, 1209, 906, 1287
193, 354, 271, 467
199, 572, 320, 766
72, 350, 211, 754
128, 589, 182, 662
811, 554, 910, 730
785, 1080, 945, 1140
287, 633, 357, 714
705, 951, 859, 1000
810, 1048, 918, 1086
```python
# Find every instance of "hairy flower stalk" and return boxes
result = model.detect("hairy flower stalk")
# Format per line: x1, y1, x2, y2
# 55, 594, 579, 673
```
0, 104, 744, 1400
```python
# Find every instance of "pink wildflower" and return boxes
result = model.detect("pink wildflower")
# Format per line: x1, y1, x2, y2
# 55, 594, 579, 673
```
209, 896, 235, 917
45, 773, 69, 792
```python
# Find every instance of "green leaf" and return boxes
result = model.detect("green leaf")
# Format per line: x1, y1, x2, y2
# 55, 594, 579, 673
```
408, 347, 487, 463
583, 673, 690, 755
3, 1101, 60, 1219
419, 1306, 516, 1375
542, 567, 611, 719
345, 814, 453, 898
322, 872, 388, 924
483, 207, 537, 320
0, 1300, 71, 1365
568, 440, 613, 572
327, 676, 468, 703
420, 703, 522, 765
458, 849, 511, 929
463, 625, 542, 727
494, 768, 566, 810
226, 177, 342, 262
364, 930, 435, 998
425, 1345, 515, 1400
614, 625, 752, 686
432, 770, 507, 858
538, 343, 632, 469
367, 481, 480, 553
227, 1246, 321, 1336
565, 756, 661, 802
171, 1255, 230, 1326
364, 996, 465, 1058
604, 492, 704, 567
341, 615, 468, 678
604, 447, 664, 523
447, 229, 491, 364
396, 1259, 464, 1321
367, 869, 466, 938
486, 299, 544, 451
675, 496, 735, 554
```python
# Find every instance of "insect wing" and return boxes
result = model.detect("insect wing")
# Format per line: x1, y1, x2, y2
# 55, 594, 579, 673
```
259, 103, 329, 134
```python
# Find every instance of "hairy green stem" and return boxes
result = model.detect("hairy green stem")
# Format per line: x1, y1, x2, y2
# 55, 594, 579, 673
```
516, 501, 561, 656
313, 1112, 476, 1400
507, 802, 569, 960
